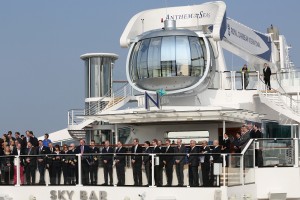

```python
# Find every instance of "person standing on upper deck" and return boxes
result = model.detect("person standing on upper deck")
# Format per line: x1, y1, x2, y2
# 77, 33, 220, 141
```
241, 64, 249, 89
263, 63, 272, 90
131, 138, 143, 186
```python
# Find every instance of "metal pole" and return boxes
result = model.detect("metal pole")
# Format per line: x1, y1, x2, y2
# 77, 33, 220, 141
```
110, 62, 114, 98
114, 124, 118, 145
15, 156, 20, 186
222, 154, 226, 187
220, 71, 223, 90
231, 71, 234, 90
68, 112, 70, 125
71, 110, 74, 125
150, 154, 155, 187
234, 71, 237, 90
297, 92, 299, 113
76, 154, 83, 186
294, 138, 299, 168
242, 71, 245, 90
241, 155, 244, 185
257, 71, 260, 91
223, 120, 226, 139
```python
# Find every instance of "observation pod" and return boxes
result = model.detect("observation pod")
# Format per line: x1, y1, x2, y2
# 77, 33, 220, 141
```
127, 20, 215, 95
80, 53, 118, 110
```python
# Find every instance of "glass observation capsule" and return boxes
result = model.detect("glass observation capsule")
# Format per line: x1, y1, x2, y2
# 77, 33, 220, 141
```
127, 26, 215, 94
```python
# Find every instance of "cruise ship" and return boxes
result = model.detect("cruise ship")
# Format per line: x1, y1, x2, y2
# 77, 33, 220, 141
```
1, 1, 300, 200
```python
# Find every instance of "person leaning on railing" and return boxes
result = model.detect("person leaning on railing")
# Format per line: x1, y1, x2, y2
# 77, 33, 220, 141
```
241, 64, 249, 89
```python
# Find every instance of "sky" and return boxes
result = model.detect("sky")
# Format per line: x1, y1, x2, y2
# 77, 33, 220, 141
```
0, 1, 299, 137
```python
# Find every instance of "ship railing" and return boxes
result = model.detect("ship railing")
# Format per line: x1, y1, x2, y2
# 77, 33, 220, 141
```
2, 152, 253, 188
253, 138, 298, 168
279, 69, 300, 88
84, 82, 134, 116
67, 109, 85, 126
211, 70, 260, 90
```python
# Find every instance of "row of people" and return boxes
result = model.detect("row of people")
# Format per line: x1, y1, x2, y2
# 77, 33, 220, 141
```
1, 138, 228, 187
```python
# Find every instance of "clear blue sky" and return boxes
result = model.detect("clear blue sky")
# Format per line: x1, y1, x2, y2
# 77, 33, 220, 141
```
0, 1, 299, 137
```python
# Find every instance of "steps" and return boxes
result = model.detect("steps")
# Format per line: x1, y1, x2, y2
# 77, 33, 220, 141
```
67, 83, 134, 139
259, 91, 300, 123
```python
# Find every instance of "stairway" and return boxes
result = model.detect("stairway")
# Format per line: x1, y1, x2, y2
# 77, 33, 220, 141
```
67, 83, 134, 138
258, 90, 300, 123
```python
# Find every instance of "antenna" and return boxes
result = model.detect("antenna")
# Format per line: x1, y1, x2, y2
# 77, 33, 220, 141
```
164, 0, 168, 18
141, 18, 144, 33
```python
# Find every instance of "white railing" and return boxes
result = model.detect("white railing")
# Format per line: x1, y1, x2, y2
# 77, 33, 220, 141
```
68, 109, 85, 126
105, 83, 133, 110
85, 83, 133, 115
216, 71, 260, 90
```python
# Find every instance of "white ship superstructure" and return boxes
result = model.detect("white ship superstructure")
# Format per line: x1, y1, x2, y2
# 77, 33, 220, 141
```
1, 1, 300, 200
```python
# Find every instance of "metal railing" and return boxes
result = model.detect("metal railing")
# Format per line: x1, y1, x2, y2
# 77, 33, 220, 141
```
2, 141, 260, 188
67, 109, 85, 126
85, 83, 133, 115
254, 138, 296, 167
213, 70, 260, 90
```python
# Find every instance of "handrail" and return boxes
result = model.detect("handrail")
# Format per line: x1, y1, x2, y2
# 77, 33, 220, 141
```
241, 139, 254, 155
85, 82, 132, 115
